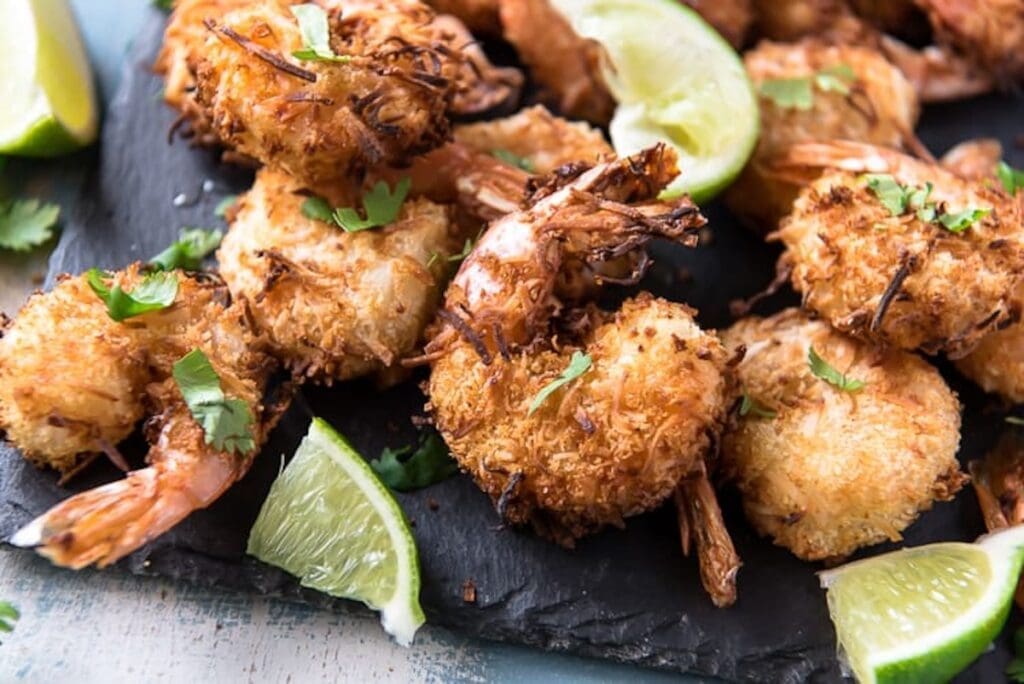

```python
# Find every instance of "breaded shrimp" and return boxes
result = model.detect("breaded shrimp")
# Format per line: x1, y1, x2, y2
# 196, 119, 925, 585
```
774, 141, 1024, 358
426, 0, 500, 34
915, 0, 1024, 86
721, 309, 966, 561
497, 0, 615, 124
1, 266, 282, 568
680, 0, 755, 49
217, 168, 460, 383
426, 147, 741, 606
725, 40, 922, 232
156, 0, 519, 192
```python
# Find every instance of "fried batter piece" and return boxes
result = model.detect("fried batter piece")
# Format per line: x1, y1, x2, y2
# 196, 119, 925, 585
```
725, 40, 922, 232
721, 309, 966, 561
497, 0, 615, 124
218, 168, 460, 383
157, 0, 520, 192
1, 266, 283, 568
426, 147, 741, 606
775, 141, 1024, 358
915, 0, 1024, 86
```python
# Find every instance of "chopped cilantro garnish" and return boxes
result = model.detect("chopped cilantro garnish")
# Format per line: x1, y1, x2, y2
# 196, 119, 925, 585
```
213, 194, 237, 218
528, 351, 593, 415
864, 174, 988, 233
937, 207, 990, 233
491, 149, 536, 173
1008, 627, 1024, 682
290, 4, 350, 63
998, 161, 1024, 195
739, 393, 776, 419
0, 601, 19, 639
172, 349, 256, 456
301, 196, 335, 223
87, 269, 178, 322
149, 228, 222, 271
370, 430, 458, 492
761, 64, 856, 109
0, 198, 60, 251
865, 174, 908, 216
301, 180, 411, 232
153, 0, 173, 10
807, 346, 865, 392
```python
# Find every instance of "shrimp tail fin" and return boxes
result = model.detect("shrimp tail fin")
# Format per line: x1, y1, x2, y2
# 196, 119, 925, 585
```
676, 465, 741, 608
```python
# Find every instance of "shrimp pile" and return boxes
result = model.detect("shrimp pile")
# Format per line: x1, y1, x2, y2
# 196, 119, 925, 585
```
156, 0, 520, 192
721, 309, 965, 560
425, 147, 742, 606
1, 267, 281, 567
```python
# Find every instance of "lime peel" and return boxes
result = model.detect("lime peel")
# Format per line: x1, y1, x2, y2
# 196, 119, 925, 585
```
819, 524, 1024, 684
247, 418, 425, 646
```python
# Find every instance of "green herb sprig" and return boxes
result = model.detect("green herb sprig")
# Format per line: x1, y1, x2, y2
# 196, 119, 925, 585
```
301, 178, 411, 232
0, 198, 60, 251
739, 393, 776, 419
998, 161, 1024, 195
491, 149, 535, 173
808, 346, 865, 393
149, 228, 223, 271
864, 174, 989, 233
759, 63, 856, 110
529, 351, 593, 415
0, 601, 19, 640
370, 430, 458, 492
290, 4, 350, 63
172, 349, 256, 456
87, 269, 178, 322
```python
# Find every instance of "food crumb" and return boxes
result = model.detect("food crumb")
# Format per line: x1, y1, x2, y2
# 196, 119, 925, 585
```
30, 272, 45, 286
427, 497, 440, 511
462, 579, 477, 604
172, 192, 188, 207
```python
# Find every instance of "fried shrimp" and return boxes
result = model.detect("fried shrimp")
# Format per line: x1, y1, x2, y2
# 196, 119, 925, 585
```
426, 0, 500, 34
774, 141, 1024, 358
426, 146, 741, 606
157, 0, 519, 192
915, 0, 1024, 86
725, 40, 922, 232
217, 168, 460, 383
721, 309, 966, 561
680, 0, 755, 49
1, 266, 282, 568
497, 0, 615, 124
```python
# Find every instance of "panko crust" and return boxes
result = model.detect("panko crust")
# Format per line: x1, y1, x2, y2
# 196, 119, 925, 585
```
0, 267, 274, 474
426, 0, 501, 34
721, 309, 966, 561
681, 0, 754, 48
777, 162, 1024, 357
725, 40, 920, 232
955, 310, 1024, 403
916, 0, 1024, 85
429, 293, 733, 543
218, 168, 459, 382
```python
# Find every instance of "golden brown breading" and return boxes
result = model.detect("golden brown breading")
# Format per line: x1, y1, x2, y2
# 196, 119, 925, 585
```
721, 308, 966, 561
426, 0, 501, 33
775, 142, 1024, 358
497, 0, 615, 124
157, 0, 519, 192
915, 0, 1024, 86
681, 0, 754, 48
217, 168, 460, 383
431, 294, 733, 540
725, 40, 921, 232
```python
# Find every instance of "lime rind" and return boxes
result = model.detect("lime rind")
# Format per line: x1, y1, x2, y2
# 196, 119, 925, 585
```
819, 525, 1024, 684
0, 0, 97, 157
247, 418, 425, 646
552, 0, 759, 202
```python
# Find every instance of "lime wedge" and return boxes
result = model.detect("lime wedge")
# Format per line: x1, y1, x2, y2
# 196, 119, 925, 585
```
819, 525, 1024, 683
247, 418, 425, 646
551, 0, 758, 202
0, 0, 98, 157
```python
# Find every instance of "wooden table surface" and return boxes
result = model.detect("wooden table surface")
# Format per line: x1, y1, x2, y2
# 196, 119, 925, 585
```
0, 2, 688, 682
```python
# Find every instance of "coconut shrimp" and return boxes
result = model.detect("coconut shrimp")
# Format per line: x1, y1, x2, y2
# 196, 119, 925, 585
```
426, 0, 500, 34
725, 40, 922, 232
721, 309, 965, 561
1, 266, 282, 568
156, 0, 520, 192
773, 141, 1024, 358
217, 168, 462, 383
681, 0, 755, 49
915, 0, 1024, 86
425, 146, 742, 606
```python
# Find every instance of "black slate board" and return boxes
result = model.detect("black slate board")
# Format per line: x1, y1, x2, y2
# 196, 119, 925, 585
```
2, 12, 1024, 682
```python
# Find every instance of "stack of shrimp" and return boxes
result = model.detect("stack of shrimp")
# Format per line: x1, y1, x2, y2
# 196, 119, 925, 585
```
2, 0, 1022, 611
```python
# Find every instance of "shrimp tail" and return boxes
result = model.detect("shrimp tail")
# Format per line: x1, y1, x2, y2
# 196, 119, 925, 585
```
880, 37, 994, 103
675, 465, 741, 608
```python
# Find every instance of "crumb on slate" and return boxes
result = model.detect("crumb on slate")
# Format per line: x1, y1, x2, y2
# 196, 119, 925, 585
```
462, 579, 477, 604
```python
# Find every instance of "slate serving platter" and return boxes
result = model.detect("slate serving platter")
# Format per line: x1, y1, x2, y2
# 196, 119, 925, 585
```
2, 12, 1024, 682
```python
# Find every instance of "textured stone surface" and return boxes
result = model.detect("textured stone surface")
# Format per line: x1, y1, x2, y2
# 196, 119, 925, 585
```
1, 13, 1022, 682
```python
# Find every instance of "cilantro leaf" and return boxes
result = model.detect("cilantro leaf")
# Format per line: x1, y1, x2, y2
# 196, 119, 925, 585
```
814, 64, 856, 95
87, 269, 179, 322
214, 194, 237, 218
0, 198, 60, 251
807, 346, 865, 392
149, 228, 223, 271
529, 351, 593, 415
907, 182, 935, 222
937, 207, 989, 233
739, 393, 776, 419
760, 77, 813, 110
301, 196, 335, 222
172, 349, 255, 455
289, 4, 350, 63
1008, 658, 1024, 683
370, 430, 458, 492
491, 149, 536, 173
153, 0, 174, 10
865, 174, 908, 216
0, 601, 19, 638
999, 161, 1024, 195
333, 177, 411, 232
